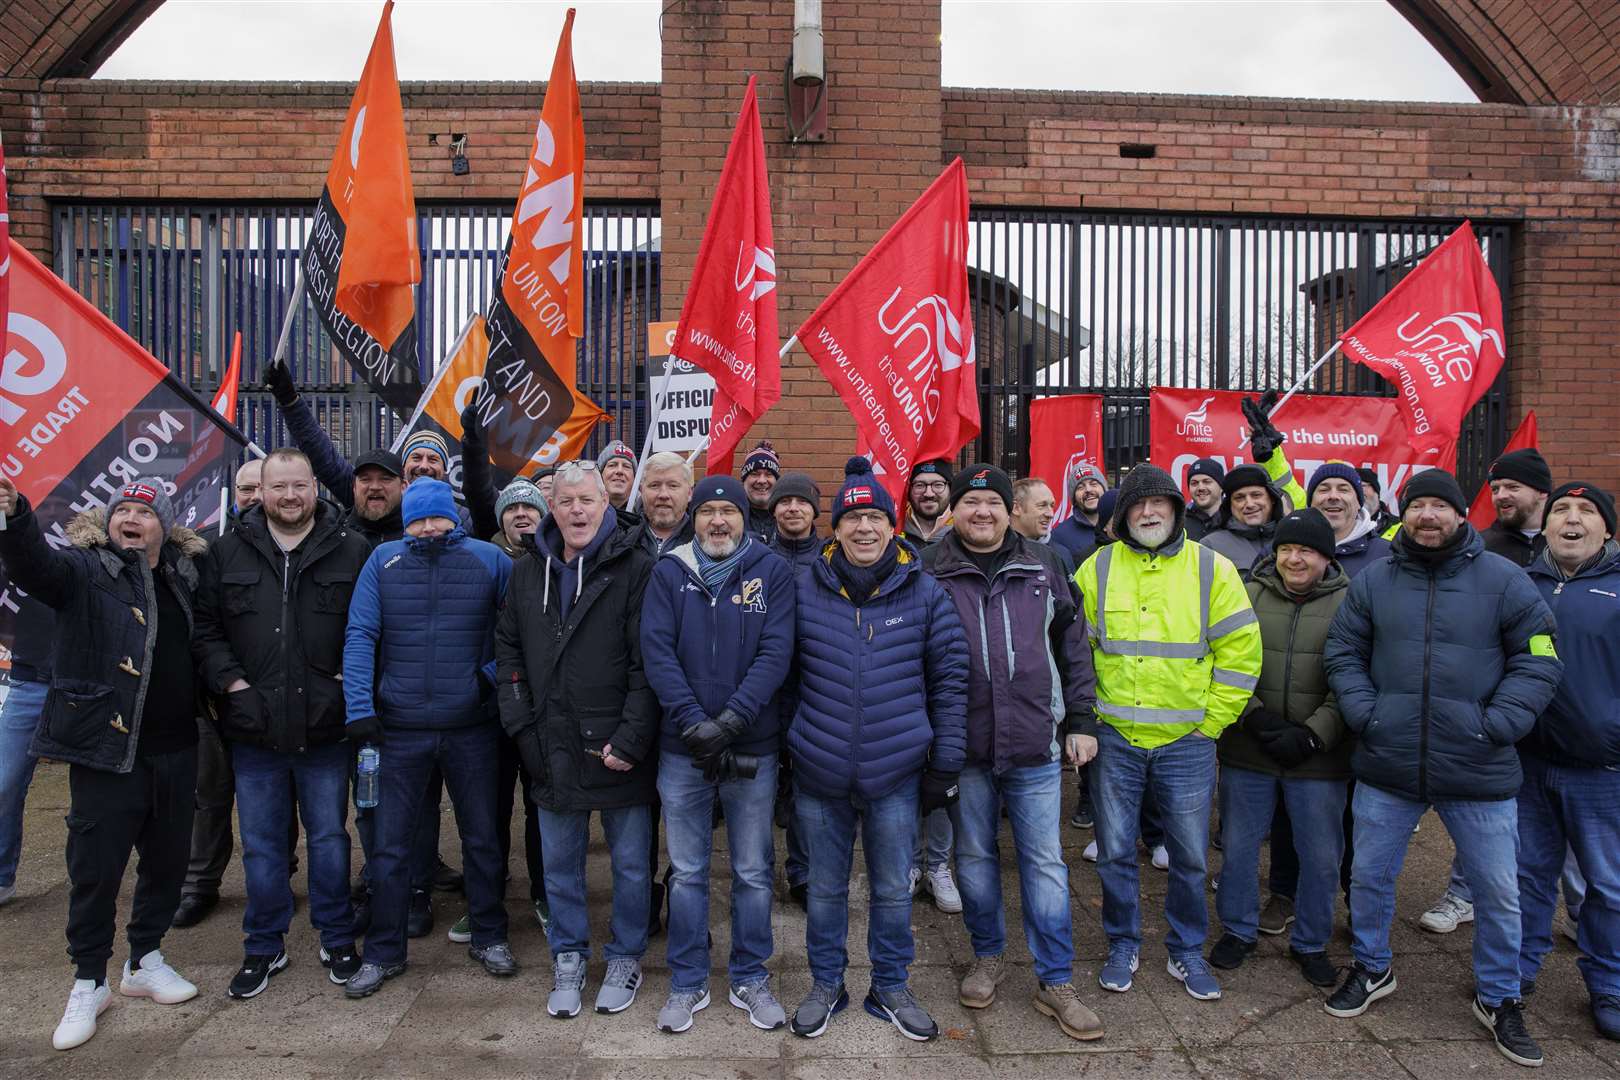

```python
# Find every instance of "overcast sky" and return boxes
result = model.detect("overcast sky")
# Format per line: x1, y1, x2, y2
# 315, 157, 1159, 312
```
98, 0, 1476, 102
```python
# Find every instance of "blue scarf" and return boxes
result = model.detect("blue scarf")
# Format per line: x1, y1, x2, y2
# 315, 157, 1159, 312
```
693, 535, 751, 595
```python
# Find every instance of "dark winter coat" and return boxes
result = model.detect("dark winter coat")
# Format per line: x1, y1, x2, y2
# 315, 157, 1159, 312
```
344, 503, 403, 548
769, 532, 822, 572
193, 502, 374, 753
788, 539, 969, 800
1332, 518, 1393, 580
1201, 479, 1287, 578
1481, 521, 1544, 568
641, 539, 795, 758
747, 505, 776, 545
1184, 503, 1219, 542
621, 509, 694, 560
1049, 513, 1099, 566
924, 532, 1096, 774
1523, 541, 1620, 769
1219, 556, 1351, 780
1323, 526, 1563, 802
0, 498, 206, 774
495, 522, 659, 811
342, 524, 511, 730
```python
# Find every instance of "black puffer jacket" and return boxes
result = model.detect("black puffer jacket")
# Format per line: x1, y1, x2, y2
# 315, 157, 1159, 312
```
495, 523, 659, 811
193, 502, 374, 753
0, 498, 206, 774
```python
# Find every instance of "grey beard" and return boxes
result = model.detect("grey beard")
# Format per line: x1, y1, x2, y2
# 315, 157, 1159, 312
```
700, 535, 739, 559
1131, 520, 1174, 549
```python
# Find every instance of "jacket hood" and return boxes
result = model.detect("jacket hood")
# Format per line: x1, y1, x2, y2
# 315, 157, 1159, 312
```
1334, 509, 1379, 550
1250, 554, 1349, 603
531, 506, 627, 613
1216, 477, 1286, 534
66, 506, 208, 558
1528, 537, 1620, 582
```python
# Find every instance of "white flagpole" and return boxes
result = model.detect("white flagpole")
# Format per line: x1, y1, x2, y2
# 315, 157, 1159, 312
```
269, 263, 306, 372
1269, 341, 1340, 418
628, 354, 681, 514
667, 336, 797, 479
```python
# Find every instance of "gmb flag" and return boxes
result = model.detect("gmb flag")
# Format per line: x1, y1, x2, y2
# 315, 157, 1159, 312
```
300, 0, 422, 418
0, 243, 249, 658
477, 7, 608, 474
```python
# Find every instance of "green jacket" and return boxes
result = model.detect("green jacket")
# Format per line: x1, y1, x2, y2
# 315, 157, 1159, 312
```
1217, 555, 1352, 780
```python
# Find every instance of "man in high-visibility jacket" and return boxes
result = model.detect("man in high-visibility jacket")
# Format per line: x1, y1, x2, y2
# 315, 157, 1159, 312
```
1076, 464, 1263, 1004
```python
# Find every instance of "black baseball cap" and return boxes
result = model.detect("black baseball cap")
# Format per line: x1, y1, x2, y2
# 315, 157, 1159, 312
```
354, 449, 404, 478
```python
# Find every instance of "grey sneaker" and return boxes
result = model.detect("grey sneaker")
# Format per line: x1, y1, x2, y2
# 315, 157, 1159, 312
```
0, 882, 16, 906
469, 941, 518, 977
594, 957, 642, 1014
547, 952, 587, 1018
344, 960, 405, 1000
657, 986, 711, 1033
863, 985, 939, 1041
791, 980, 849, 1039
730, 981, 787, 1030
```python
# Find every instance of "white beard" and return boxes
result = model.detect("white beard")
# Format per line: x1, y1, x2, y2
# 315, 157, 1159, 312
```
700, 534, 740, 559
1130, 519, 1175, 549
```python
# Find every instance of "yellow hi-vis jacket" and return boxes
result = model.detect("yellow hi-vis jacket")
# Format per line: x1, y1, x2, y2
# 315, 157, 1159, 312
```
1075, 536, 1263, 748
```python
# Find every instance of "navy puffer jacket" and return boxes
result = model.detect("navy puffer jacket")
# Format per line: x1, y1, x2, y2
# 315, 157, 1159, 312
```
788, 539, 969, 800
1323, 526, 1562, 802
342, 524, 511, 729
1524, 541, 1620, 769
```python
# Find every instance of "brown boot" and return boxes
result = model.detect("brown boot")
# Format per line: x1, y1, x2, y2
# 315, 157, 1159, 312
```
958, 955, 1007, 1008
1034, 981, 1104, 1041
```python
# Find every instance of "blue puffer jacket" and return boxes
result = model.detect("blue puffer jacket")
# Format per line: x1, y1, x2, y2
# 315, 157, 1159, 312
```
343, 524, 511, 729
1323, 526, 1562, 802
641, 538, 796, 758
1333, 516, 1393, 580
788, 539, 969, 800
1524, 541, 1620, 769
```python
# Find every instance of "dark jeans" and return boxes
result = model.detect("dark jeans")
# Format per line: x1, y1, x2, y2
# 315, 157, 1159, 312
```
183, 720, 298, 900
356, 764, 443, 895
496, 732, 545, 902
65, 748, 198, 981
1266, 780, 1355, 901
232, 741, 354, 955
367, 725, 508, 966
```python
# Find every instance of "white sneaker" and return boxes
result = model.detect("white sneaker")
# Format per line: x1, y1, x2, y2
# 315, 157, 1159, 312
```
1417, 893, 1474, 934
53, 979, 111, 1050
924, 867, 963, 914
1082, 840, 1098, 863
1151, 845, 1170, 871
907, 866, 922, 896
119, 950, 198, 1004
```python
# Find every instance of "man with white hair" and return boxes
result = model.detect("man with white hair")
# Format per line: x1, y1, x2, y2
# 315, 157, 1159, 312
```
628, 452, 696, 558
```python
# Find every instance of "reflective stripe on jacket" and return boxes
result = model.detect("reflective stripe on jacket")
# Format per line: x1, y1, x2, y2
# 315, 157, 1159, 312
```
1076, 534, 1262, 748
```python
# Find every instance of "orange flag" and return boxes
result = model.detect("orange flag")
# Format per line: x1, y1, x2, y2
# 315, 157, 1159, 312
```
210, 331, 243, 424
477, 7, 607, 473
301, 0, 421, 416
1467, 411, 1538, 530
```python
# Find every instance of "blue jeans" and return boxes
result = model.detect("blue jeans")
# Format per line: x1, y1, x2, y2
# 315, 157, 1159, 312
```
367, 725, 508, 966
798, 780, 919, 990
231, 740, 354, 954
1216, 766, 1347, 953
1092, 725, 1216, 958
536, 803, 651, 962
659, 752, 777, 992
1448, 847, 1584, 920
0, 679, 46, 888
913, 807, 953, 873
1517, 755, 1620, 999
952, 762, 1073, 985
1349, 783, 1522, 1006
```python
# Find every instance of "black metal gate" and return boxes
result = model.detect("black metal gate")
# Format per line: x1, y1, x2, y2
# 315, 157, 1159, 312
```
51, 201, 661, 462
966, 211, 1513, 490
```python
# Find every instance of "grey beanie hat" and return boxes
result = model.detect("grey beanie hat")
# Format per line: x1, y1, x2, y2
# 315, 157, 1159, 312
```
110, 476, 176, 535
495, 478, 548, 520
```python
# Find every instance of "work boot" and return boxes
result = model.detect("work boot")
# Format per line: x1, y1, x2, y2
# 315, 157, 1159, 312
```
1033, 981, 1104, 1041
958, 954, 1007, 1009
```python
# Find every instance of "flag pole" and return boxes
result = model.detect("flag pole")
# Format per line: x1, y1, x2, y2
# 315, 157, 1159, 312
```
627, 353, 682, 514
269, 263, 306, 372
1269, 341, 1340, 418
666, 336, 797, 480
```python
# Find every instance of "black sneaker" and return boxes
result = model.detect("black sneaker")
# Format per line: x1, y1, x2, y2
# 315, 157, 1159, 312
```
320, 945, 362, 985
788, 882, 808, 912
432, 859, 464, 894
1207, 933, 1255, 970
1069, 803, 1094, 830
407, 889, 433, 939
1289, 948, 1339, 988
1324, 964, 1396, 1018
351, 891, 372, 937
227, 951, 288, 1000
1473, 997, 1543, 1068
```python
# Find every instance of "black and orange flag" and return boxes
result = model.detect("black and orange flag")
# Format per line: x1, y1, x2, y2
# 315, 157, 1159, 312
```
477, 7, 607, 474
301, 0, 422, 417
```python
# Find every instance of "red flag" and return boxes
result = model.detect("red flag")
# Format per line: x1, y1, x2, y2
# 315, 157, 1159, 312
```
669, 76, 780, 477
795, 158, 979, 506
478, 7, 608, 473
1467, 411, 1538, 530
1337, 222, 1505, 456
301, 0, 422, 415
0, 130, 10, 359
211, 331, 243, 424
1029, 395, 1105, 521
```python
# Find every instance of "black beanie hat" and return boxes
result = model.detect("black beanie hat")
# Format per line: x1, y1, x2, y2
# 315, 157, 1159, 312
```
1544, 481, 1616, 537
1356, 467, 1382, 494
768, 471, 823, 517
1399, 469, 1468, 515
910, 459, 954, 486
1110, 464, 1185, 537
1273, 508, 1337, 559
1221, 463, 1271, 497
1188, 457, 1225, 485
949, 463, 1014, 512
1488, 448, 1553, 494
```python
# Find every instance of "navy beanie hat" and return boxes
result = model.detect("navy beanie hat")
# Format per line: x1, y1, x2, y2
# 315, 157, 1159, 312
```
689, 475, 749, 520
1307, 461, 1365, 507
832, 457, 897, 528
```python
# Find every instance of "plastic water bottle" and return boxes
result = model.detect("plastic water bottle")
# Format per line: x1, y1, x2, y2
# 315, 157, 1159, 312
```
356, 746, 380, 809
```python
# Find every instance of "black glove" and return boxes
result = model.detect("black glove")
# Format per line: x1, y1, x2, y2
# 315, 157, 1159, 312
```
346, 716, 385, 746
1241, 390, 1285, 461
774, 754, 794, 828
459, 402, 485, 455
680, 708, 751, 766
920, 768, 961, 816
1259, 725, 1321, 769
1242, 707, 1291, 742
264, 359, 299, 408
